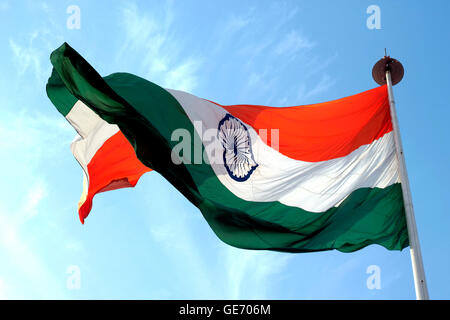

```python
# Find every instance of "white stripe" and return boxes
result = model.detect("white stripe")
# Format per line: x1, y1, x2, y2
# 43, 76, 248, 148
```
66, 100, 119, 178
168, 89, 400, 213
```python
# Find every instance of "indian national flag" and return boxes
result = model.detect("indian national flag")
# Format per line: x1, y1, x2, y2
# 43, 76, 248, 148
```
46, 43, 408, 253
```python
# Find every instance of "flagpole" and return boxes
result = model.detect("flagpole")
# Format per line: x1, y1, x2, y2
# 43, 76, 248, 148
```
372, 56, 429, 300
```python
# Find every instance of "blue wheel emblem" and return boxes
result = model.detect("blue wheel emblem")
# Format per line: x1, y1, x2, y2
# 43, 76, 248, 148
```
217, 114, 258, 181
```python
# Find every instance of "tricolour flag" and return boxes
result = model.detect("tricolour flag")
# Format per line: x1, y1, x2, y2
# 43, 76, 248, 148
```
47, 43, 408, 253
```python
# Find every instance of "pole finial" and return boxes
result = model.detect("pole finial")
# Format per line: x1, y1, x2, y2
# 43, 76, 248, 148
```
372, 55, 404, 86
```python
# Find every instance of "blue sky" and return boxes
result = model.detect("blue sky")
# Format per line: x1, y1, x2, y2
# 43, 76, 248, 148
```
0, 0, 449, 299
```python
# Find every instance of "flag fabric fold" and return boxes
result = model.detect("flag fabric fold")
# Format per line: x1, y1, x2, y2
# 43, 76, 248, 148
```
46, 42, 408, 253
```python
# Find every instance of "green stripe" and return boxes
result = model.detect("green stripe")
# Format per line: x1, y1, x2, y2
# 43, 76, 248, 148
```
47, 42, 409, 253
46, 68, 77, 117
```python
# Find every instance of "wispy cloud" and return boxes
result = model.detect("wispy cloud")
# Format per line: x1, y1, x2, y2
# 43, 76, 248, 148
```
149, 221, 215, 296
149, 218, 292, 299
141, 169, 292, 299
223, 14, 252, 34
21, 180, 48, 222
9, 37, 44, 81
0, 1, 9, 11
297, 74, 336, 101
0, 109, 74, 298
9, 26, 63, 84
224, 247, 292, 299
117, 2, 200, 92
214, 3, 336, 105
164, 60, 199, 93
0, 111, 73, 168
0, 189, 66, 299
65, 241, 84, 252
275, 30, 315, 56
8, 1, 65, 85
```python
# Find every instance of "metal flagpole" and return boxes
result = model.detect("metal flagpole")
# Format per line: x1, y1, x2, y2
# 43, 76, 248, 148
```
372, 56, 429, 300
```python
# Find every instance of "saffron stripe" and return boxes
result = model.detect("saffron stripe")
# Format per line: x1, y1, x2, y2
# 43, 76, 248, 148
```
210, 85, 393, 162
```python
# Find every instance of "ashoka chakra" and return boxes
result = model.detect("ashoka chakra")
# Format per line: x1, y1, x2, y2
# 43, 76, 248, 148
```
217, 114, 258, 182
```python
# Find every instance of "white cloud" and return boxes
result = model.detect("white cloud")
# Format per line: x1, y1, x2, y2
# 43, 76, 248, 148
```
118, 2, 200, 92
220, 5, 335, 105
224, 15, 251, 33
0, 4, 80, 299
224, 247, 291, 299
40, 2, 50, 13
149, 215, 216, 298
275, 30, 315, 56
0, 193, 66, 299
149, 219, 292, 299
298, 74, 336, 101
143, 174, 292, 299
0, 108, 76, 298
8, 17, 64, 83
164, 59, 199, 93
9, 38, 44, 80
21, 180, 48, 221
0, 111, 73, 170
65, 241, 84, 252
0, 1, 9, 11
8, 27, 55, 81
